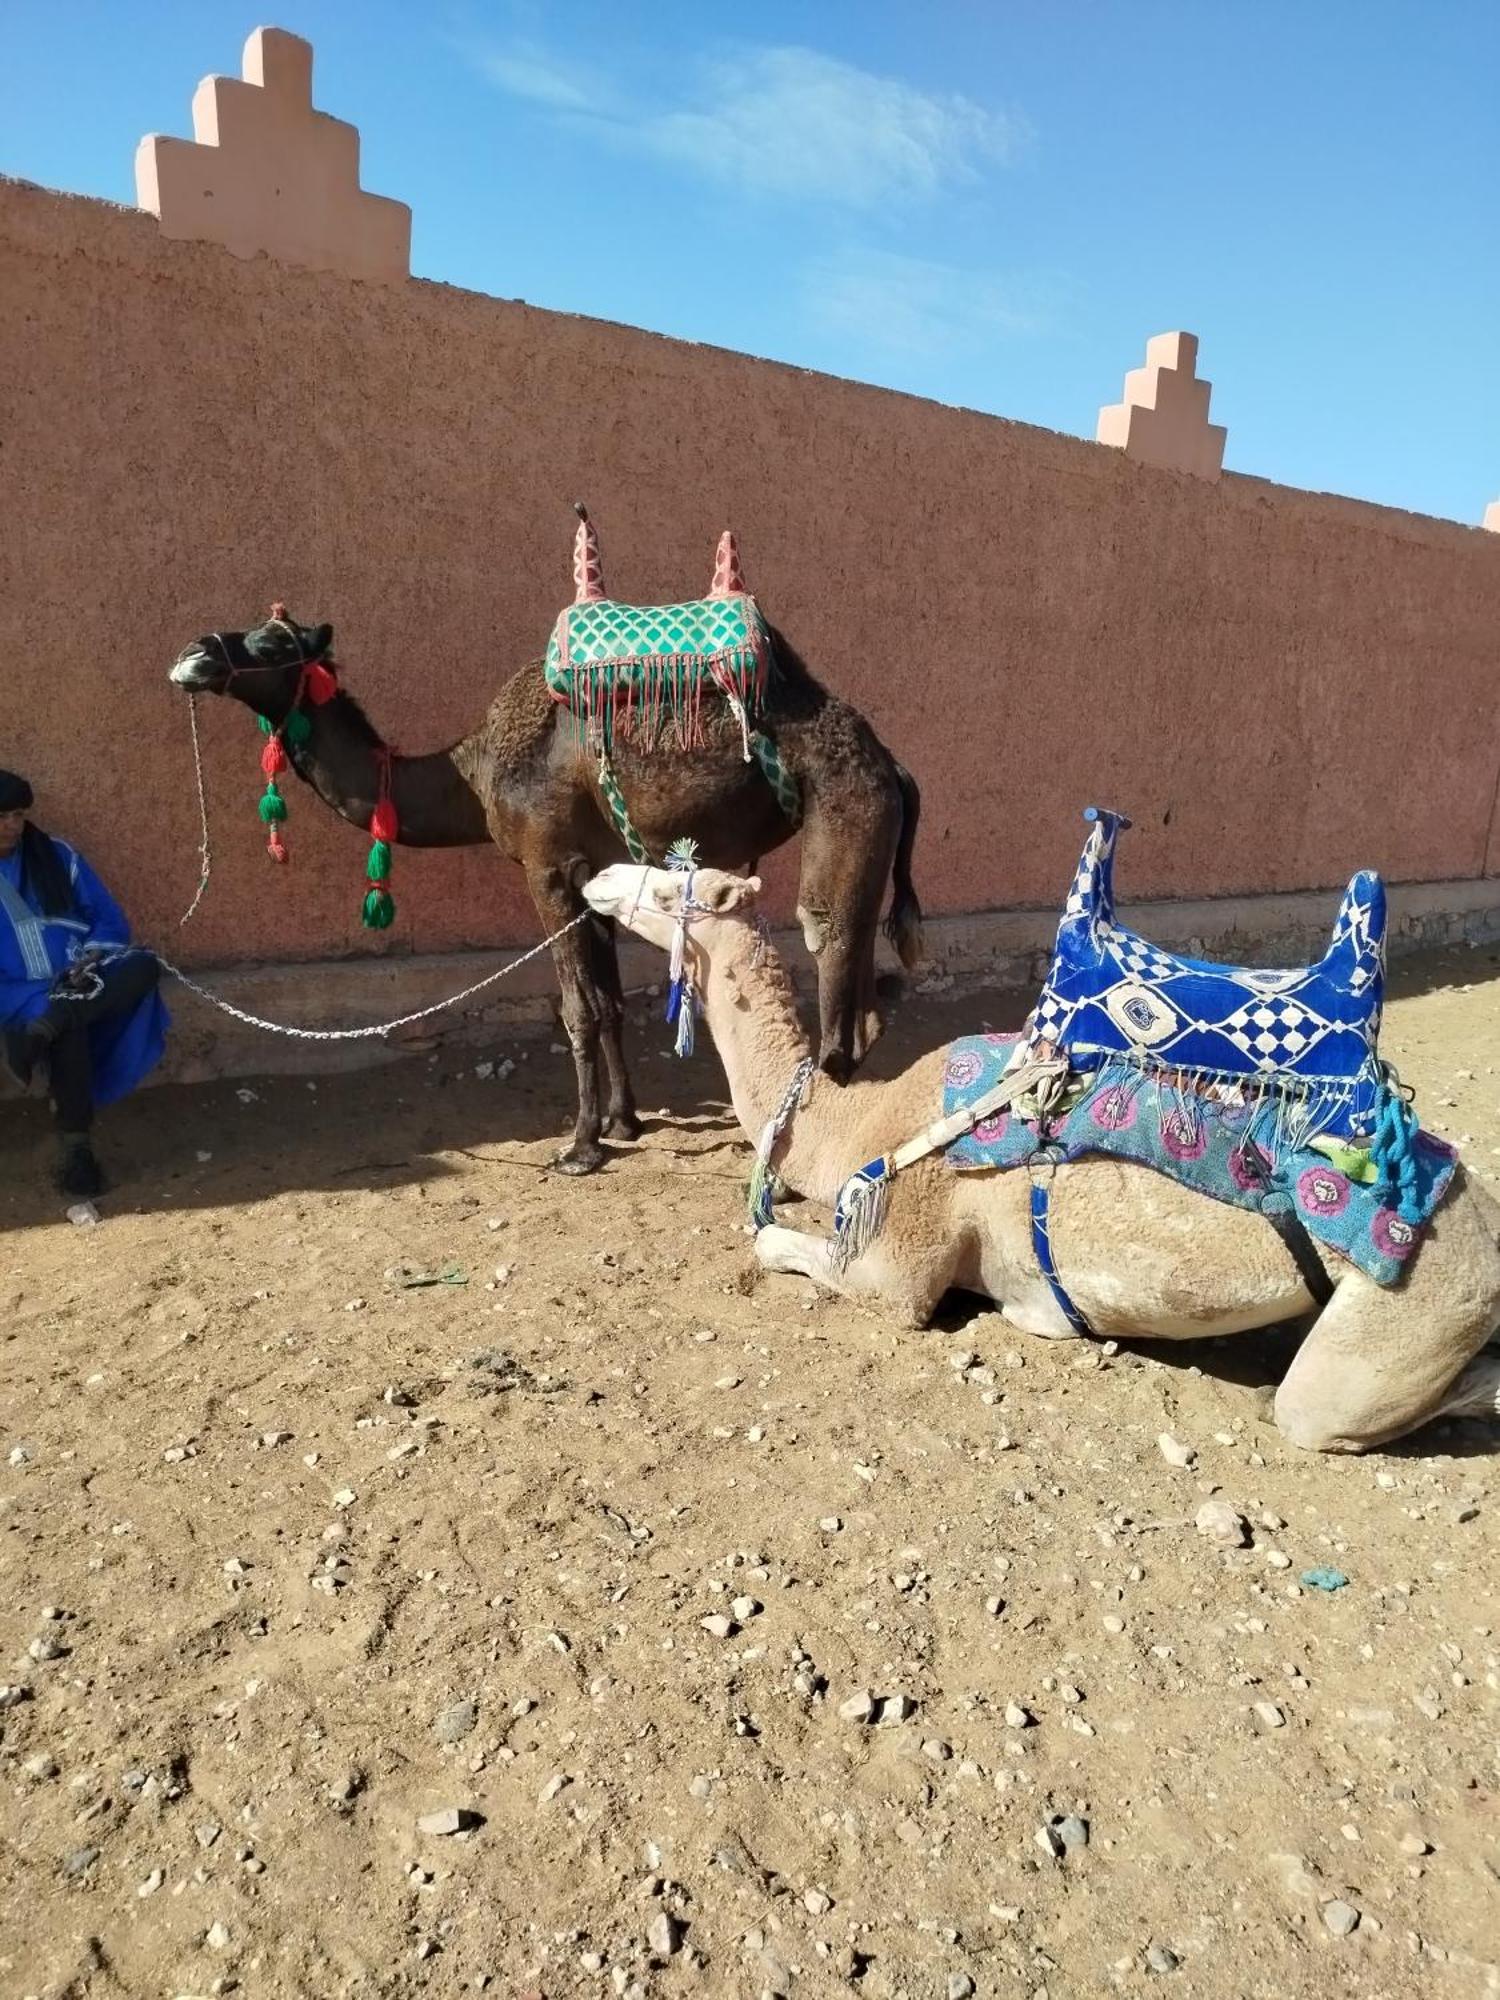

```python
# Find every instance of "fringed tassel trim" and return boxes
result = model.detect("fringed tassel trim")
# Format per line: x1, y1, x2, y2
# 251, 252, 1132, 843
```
549, 645, 763, 757
665, 975, 697, 1058
1370, 1073, 1423, 1224
831, 1157, 894, 1273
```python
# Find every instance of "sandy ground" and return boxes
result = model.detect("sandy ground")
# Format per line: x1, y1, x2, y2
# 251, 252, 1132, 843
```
1, 946, 1498, 2000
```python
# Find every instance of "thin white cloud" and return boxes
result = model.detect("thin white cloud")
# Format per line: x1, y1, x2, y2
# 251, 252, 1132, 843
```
638, 48, 1025, 207
469, 40, 1025, 207
472, 42, 596, 113
803, 247, 1052, 355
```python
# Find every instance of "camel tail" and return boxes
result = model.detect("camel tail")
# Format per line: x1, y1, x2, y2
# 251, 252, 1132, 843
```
884, 759, 925, 970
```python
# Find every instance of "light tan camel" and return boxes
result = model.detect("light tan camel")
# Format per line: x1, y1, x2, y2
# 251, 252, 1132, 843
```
584, 863, 1500, 1454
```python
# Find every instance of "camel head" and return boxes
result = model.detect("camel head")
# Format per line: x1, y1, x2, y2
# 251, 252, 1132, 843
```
583, 863, 762, 956
169, 609, 336, 726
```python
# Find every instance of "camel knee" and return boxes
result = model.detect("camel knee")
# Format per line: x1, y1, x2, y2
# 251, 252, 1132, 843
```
1272, 1390, 1374, 1454
558, 991, 602, 1048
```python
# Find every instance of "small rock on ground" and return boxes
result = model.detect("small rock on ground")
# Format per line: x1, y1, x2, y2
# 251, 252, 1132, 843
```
416, 1807, 482, 1836
434, 1698, 477, 1744
1194, 1499, 1249, 1546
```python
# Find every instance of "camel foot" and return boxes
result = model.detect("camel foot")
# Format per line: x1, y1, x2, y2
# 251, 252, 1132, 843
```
551, 1142, 607, 1176
756, 1224, 834, 1282
817, 1048, 853, 1087
603, 1111, 643, 1142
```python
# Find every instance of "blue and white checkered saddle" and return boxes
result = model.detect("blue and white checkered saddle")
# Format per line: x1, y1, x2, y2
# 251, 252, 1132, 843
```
1025, 809, 1388, 1144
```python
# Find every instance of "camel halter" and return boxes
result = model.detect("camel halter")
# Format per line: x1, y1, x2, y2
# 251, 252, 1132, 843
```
177, 609, 397, 931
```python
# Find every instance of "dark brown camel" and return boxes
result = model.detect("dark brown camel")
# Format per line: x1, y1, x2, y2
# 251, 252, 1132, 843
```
168, 613, 922, 1172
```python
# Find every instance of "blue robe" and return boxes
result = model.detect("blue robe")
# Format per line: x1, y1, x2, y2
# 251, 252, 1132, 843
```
0, 838, 168, 1107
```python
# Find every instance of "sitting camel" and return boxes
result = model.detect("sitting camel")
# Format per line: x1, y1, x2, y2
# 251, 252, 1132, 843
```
582, 862, 1500, 1453
167, 559, 921, 1173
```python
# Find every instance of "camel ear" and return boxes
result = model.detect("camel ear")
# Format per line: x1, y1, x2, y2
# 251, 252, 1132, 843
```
310, 623, 333, 659
701, 872, 762, 915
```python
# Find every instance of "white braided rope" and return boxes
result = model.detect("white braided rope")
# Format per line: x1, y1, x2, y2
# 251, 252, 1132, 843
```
178, 693, 214, 927
151, 912, 591, 1043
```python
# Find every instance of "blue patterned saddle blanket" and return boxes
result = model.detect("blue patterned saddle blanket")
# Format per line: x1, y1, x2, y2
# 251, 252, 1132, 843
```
1025, 809, 1388, 1145
942, 1034, 1456, 1288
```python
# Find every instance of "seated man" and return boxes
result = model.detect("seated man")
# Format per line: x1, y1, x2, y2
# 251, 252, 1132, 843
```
0, 768, 168, 1197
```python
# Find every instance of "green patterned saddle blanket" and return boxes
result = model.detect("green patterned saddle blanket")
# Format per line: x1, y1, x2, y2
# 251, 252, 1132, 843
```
545, 595, 772, 752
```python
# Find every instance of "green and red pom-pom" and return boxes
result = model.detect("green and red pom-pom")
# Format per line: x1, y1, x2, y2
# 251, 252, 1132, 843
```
360, 819, 397, 929
361, 883, 396, 929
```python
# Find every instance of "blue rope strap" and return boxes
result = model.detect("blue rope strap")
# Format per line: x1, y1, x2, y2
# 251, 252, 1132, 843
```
1028, 1150, 1092, 1334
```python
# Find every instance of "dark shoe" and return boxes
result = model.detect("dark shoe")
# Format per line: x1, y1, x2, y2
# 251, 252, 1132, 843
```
55, 1143, 105, 1200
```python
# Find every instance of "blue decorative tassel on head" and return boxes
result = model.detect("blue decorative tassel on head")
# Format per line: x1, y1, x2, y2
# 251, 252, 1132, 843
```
664, 836, 701, 1060
665, 975, 696, 1058
832, 1155, 894, 1271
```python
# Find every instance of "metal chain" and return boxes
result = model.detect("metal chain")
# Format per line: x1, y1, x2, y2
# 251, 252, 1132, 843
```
151, 912, 591, 1042
164, 688, 591, 1040
178, 693, 214, 926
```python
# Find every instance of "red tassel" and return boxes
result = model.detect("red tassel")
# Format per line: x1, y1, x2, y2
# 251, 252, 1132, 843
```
370, 798, 399, 842
267, 826, 288, 863
260, 737, 288, 776
304, 661, 339, 705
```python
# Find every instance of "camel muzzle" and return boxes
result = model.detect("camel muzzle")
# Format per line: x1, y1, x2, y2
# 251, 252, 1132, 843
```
169, 649, 223, 692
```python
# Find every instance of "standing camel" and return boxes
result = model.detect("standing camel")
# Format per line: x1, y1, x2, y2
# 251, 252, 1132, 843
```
167, 581, 922, 1173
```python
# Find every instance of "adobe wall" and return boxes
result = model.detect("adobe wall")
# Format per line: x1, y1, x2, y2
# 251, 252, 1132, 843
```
3, 172, 1498, 986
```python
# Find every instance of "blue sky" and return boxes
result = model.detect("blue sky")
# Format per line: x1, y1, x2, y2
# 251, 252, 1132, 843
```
4, 1, 1496, 522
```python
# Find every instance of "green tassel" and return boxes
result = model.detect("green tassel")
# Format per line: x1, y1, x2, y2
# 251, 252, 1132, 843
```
362, 887, 396, 930
366, 839, 392, 882
258, 782, 287, 824
284, 709, 313, 747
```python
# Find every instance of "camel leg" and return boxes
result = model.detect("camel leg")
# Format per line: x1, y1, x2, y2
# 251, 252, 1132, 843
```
585, 913, 641, 1140
524, 860, 610, 1175
754, 1224, 955, 1330
1272, 1188, 1500, 1452
795, 790, 897, 1082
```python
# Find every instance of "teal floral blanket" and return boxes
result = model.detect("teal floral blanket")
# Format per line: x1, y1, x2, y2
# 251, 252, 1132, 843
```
942, 1034, 1457, 1288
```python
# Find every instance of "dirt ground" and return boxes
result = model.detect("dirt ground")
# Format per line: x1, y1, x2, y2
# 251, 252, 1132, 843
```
2, 946, 1498, 2000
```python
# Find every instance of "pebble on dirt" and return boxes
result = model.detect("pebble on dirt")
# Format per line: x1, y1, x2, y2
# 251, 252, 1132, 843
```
1322, 1899, 1361, 1936
435, 1698, 478, 1743
416, 1807, 483, 1836
1194, 1499, 1250, 1546
646, 1910, 683, 1960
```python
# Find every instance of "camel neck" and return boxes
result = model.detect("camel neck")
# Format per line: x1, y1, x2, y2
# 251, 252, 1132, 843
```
272, 690, 490, 848
697, 925, 843, 1206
